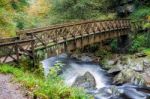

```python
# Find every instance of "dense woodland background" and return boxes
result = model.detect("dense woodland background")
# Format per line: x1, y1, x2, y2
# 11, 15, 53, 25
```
0, 0, 149, 37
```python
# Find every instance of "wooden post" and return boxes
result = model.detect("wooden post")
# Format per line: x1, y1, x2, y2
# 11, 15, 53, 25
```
30, 35, 35, 68
73, 35, 77, 50
64, 37, 68, 52
15, 41, 19, 64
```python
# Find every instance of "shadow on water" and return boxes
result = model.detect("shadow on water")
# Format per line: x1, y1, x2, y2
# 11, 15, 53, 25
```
41, 54, 150, 99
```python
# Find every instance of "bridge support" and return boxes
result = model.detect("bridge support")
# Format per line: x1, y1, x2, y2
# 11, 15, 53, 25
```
117, 35, 129, 53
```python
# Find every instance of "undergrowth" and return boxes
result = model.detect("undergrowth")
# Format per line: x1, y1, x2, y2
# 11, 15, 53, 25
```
0, 64, 92, 99
143, 48, 150, 56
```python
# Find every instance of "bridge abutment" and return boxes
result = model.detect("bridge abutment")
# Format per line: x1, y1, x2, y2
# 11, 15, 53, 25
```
117, 34, 129, 53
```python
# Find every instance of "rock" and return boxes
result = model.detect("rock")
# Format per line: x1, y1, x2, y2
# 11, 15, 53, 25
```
58, 53, 68, 58
145, 68, 150, 77
125, 4, 135, 13
80, 56, 93, 62
107, 60, 116, 65
108, 65, 122, 74
120, 56, 128, 65
143, 60, 150, 67
135, 53, 147, 58
70, 54, 80, 59
143, 68, 150, 86
133, 64, 144, 72
113, 68, 145, 85
143, 73, 150, 87
71, 53, 94, 62
94, 86, 123, 99
72, 72, 96, 89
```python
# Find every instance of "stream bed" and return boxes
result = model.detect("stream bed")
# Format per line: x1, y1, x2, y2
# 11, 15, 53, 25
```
42, 54, 150, 99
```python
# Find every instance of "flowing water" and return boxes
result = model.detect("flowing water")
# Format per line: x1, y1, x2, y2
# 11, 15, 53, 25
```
42, 54, 150, 99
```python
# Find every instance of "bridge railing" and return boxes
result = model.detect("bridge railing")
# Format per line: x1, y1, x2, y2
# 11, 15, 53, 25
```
22, 19, 131, 49
131, 19, 149, 33
0, 19, 132, 64
0, 39, 34, 63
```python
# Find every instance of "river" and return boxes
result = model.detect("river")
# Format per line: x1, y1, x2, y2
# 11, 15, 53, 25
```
42, 54, 150, 99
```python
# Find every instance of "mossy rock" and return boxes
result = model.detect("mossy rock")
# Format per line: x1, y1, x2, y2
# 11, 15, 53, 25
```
113, 68, 145, 85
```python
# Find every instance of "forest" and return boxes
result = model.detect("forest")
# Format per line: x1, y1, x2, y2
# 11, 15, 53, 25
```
0, 0, 150, 99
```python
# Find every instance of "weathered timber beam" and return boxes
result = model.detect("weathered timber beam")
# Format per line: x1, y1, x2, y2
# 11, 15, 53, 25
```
0, 39, 34, 47
34, 27, 130, 51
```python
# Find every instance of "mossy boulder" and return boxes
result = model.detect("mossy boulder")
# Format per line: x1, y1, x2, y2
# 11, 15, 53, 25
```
72, 72, 96, 90
113, 68, 145, 85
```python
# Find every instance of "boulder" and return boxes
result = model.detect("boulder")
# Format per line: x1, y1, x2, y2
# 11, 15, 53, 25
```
135, 53, 147, 58
145, 68, 150, 77
80, 56, 93, 62
58, 53, 68, 58
70, 54, 80, 59
94, 86, 123, 99
71, 53, 94, 62
143, 60, 150, 67
143, 73, 150, 87
113, 68, 145, 85
107, 60, 117, 65
133, 64, 144, 72
72, 72, 96, 89
108, 65, 122, 74
125, 4, 135, 13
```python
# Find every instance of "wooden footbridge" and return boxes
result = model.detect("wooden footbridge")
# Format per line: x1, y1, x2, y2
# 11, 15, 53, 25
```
0, 19, 147, 64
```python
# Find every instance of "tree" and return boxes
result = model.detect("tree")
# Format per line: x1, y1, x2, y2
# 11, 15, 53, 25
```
0, 0, 28, 37
50, 0, 117, 23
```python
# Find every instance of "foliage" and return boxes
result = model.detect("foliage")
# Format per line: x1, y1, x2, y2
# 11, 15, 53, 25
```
129, 6, 150, 21
0, 64, 92, 99
0, 0, 149, 37
143, 48, 150, 56
0, 0, 29, 37
49, 0, 116, 23
110, 39, 118, 52
129, 35, 145, 53
19, 55, 34, 70
47, 61, 64, 81
129, 4, 150, 49
144, 23, 150, 29
95, 49, 111, 59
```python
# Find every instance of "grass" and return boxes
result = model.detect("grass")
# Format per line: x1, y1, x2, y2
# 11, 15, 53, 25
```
143, 48, 150, 56
0, 64, 92, 99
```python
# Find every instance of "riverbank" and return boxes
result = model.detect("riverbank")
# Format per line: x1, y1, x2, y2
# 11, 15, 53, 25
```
104, 53, 150, 86
70, 49, 150, 87
0, 64, 91, 99
41, 51, 150, 99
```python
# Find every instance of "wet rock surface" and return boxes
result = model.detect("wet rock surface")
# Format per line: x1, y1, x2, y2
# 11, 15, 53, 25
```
105, 54, 150, 86
135, 52, 147, 58
62, 53, 150, 88
72, 72, 96, 90
93, 84, 150, 99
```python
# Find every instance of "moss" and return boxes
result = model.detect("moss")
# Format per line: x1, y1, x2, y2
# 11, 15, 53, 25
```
143, 48, 150, 56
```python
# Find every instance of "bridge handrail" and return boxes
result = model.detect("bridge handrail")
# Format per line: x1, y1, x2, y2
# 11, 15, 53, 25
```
0, 37, 19, 43
18, 19, 130, 35
0, 39, 34, 47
